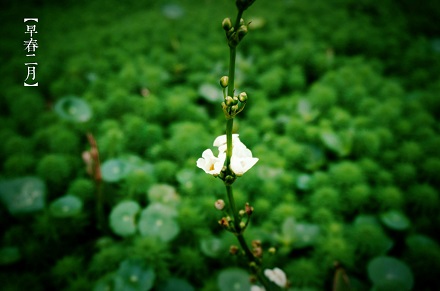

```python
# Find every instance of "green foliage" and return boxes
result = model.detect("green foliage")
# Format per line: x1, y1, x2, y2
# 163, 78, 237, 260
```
1, 0, 440, 289
36, 154, 72, 191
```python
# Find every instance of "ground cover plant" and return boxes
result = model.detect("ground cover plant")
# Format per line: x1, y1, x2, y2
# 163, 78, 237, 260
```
1, 0, 440, 290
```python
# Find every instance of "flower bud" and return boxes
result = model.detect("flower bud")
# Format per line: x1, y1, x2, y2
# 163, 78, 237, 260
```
237, 25, 248, 40
219, 217, 229, 227
229, 245, 239, 255
238, 92, 248, 102
232, 96, 239, 105
220, 76, 229, 88
239, 18, 245, 26
245, 203, 254, 215
239, 221, 246, 229
268, 247, 276, 255
222, 18, 232, 31
239, 209, 245, 217
215, 199, 225, 210
225, 96, 234, 106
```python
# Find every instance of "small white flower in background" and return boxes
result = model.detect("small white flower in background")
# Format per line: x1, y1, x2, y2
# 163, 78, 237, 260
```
264, 267, 287, 288
196, 149, 226, 175
250, 285, 265, 291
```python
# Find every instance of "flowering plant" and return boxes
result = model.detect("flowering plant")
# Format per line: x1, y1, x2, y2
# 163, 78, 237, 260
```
195, 0, 287, 289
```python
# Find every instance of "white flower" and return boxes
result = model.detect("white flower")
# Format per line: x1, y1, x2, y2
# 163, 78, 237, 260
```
213, 134, 243, 153
250, 285, 265, 291
213, 134, 258, 176
264, 267, 287, 288
196, 149, 226, 175
230, 146, 259, 176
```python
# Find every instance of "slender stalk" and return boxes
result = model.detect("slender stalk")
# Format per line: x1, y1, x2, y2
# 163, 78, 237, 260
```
223, 9, 275, 290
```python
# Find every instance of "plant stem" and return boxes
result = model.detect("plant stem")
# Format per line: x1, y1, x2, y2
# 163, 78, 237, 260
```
223, 8, 275, 290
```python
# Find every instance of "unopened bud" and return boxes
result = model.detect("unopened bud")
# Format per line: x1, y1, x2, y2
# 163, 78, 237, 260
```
238, 92, 248, 102
222, 18, 232, 31
225, 96, 234, 106
239, 221, 246, 229
220, 76, 229, 88
232, 96, 239, 105
239, 209, 245, 217
237, 25, 248, 40
215, 199, 225, 210
230, 245, 239, 255
268, 247, 276, 255
240, 18, 245, 26
245, 203, 254, 215
219, 217, 229, 227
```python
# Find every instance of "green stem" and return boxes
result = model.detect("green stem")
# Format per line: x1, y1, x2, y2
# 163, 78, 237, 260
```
222, 5, 276, 291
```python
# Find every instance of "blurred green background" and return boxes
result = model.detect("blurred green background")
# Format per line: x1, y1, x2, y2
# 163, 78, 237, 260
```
1, 0, 440, 290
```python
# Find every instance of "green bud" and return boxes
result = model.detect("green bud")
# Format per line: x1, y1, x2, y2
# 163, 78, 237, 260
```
220, 76, 229, 88
240, 18, 245, 26
239, 209, 245, 216
239, 221, 246, 229
225, 96, 234, 106
238, 92, 248, 102
237, 25, 248, 40
232, 96, 239, 105
222, 18, 232, 31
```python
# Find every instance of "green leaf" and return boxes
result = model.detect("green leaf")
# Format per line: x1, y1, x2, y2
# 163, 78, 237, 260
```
0, 176, 45, 215
109, 200, 141, 237
49, 195, 83, 217
200, 236, 224, 258
54, 96, 92, 122
138, 203, 179, 242
380, 210, 410, 231
147, 184, 180, 207
198, 83, 223, 103
296, 173, 312, 190
218, 268, 251, 291
281, 217, 320, 248
114, 259, 155, 291
297, 99, 319, 122
368, 256, 414, 291
101, 159, 129, 182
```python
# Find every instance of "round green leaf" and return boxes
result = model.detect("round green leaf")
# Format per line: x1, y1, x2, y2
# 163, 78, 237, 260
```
368, 256, 414, 291
109, 201, 141, 237
380, 210, 410, 231
54, 96, 92, 122
138, 204, 179, 242
0, 176, 46, 215
200, 236, 223, 258
158, 277, 194, 291
101, 159, 129, 182
292, 223, 320, 248
296, 174, 312, 191
50, 195, 83, 217
114, 259, 155, 291
147, 184, 180, 206
198, 83, 223, 103
0, 247, 21, 265
162, 4, 184, 19
218, 268, 251, 291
